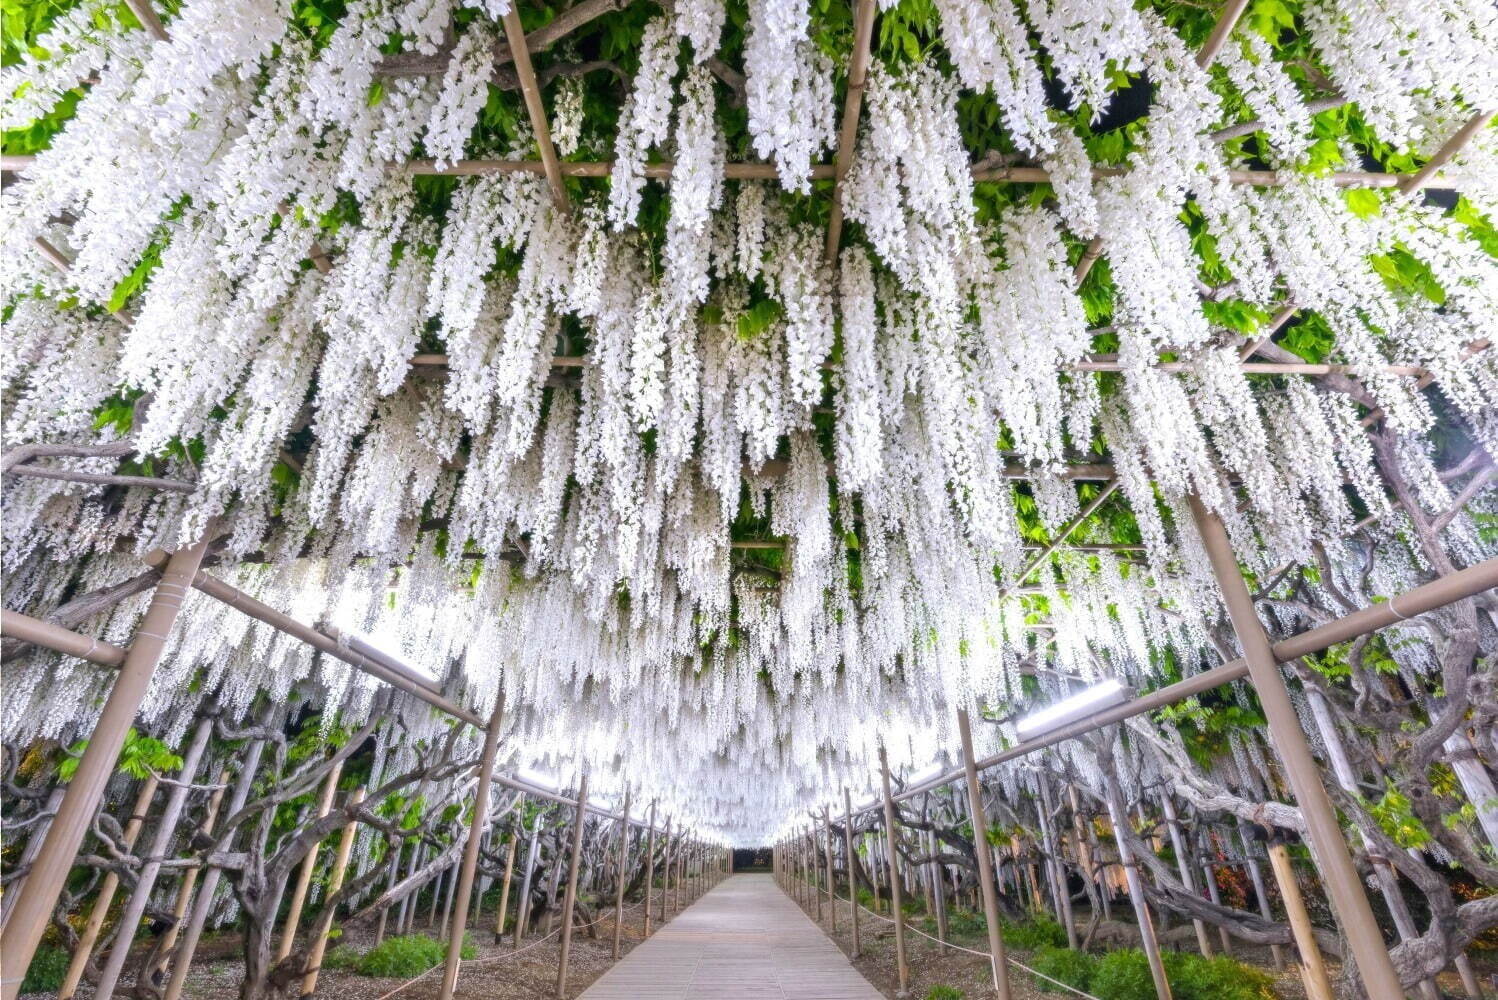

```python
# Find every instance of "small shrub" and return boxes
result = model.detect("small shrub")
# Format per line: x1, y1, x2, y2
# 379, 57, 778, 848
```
322, 943, 362, 971
944, 909, 987, 937
1029, 945, 1097, 995
1163, 953, 1278, 1000
21, 944, 69, 994
1002, 915, 1068, 951
355, 934, 448, 977
925, 986, 964, 1000
1090, 949, 1158, 1000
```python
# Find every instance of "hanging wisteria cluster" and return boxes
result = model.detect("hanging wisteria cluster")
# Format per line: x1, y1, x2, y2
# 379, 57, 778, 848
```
2, 0, 1495, 840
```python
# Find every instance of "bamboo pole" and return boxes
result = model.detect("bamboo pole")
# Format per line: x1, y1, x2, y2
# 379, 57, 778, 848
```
956, 709, 1012, 1000
554, 772, 589, 998
643, 801, 657, 936
1036, 775, 1078, 950
513, 818, 541, 948
1264, 837, 1336, 1000
0, 609, 128, 667
824, 0, 877, 261
611, 791, 631, 959
877, 747, 911, 996
301, 788, 365, 997
439, 693, 507, 1000
150, 767, 230, 984
1238, 832, 1285, 970
277, 760, 345, 962
823, 807, 837, 932
500, 7, 568, 208
843, 787, 861, 957
1103, 772, 1173, 1000
56, 775, 159, 1000
1159, 793, 1213, 958
1189, 497, 1404, 998
495, 833, 518, 939
0, 532, 214, 1000
162, 726, 271, 1000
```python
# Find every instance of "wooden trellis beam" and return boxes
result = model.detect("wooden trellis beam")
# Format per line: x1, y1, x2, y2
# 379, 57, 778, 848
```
824, 0, 878, 263
501, 7, 569, 209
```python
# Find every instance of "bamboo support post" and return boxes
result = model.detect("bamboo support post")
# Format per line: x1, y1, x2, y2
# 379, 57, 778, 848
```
956, 709, 1012, 1000
643, 801, 657, 936
513, 819, 541, 948
842, 787, 862, 957
554, 771, 589, 998
56, 774, 159, 1000
1265, 837, 1336, 1000
1189, 496, 1404, 998
611, 791, 631, 959
1159, 793, 1214, 958
277, 760, 345, 962
162, 727, 271, 1000
151, 766, 230, 984
0, 532, 214, 1000
301, 788, 365, 997
496, 835, 518, 939
1103, 772, 1173, 1000
878, 747, 911, 996
439, 693, 506, 1000
823, 807, 837, 932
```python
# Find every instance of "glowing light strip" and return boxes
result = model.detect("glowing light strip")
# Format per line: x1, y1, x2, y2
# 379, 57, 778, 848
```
1014, 679, 1128, 739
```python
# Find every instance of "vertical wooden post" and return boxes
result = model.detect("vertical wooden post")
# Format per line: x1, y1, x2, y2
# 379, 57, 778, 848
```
957, 709, 1012, 1000
1103, 771, 1172, 1000
1159, 793, 1213, 958
822, 807, 838, 932
1035, 775, 1077, 949
278, 760, 345, 963
149, 766, 230, 985
92, 713, 217, 1000
513, 817, 541, 949
301, 787, 364, 997
439, 694, 506, 1000
162, 729, 271, 1000
0, 533, 215, 1000
1238, 830, 1285, 970
928, 828, 949, 950
57, 775, 159, 1000
659, 818, 672, 923
495, 834, 518, 940
643, 801, 657, 936
555, 771, 589, 998
1191, 497, 1403, 998
1265, 837, 1336, 1000
878, 747, 910, 996
612, 791, 631, 959
842, 788, 861, 957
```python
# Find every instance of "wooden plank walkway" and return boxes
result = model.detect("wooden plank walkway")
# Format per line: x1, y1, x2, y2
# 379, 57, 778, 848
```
579, 873, 885, 999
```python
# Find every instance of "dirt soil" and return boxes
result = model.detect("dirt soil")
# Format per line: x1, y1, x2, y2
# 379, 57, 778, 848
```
40, 899, 669, 1000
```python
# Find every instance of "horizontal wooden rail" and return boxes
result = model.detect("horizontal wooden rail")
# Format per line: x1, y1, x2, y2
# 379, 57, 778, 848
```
0, 610, 127, 667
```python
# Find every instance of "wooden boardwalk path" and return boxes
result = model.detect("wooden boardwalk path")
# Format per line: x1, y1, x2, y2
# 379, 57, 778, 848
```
579, 873, 885, 999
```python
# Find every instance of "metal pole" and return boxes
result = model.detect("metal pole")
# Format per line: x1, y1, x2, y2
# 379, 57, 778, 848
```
90, 711, 217, 1000
301, 787, 365, 997
643, 801, 657, 936
957, 709, 1012, 1000
439, 694, 506, 1000
555, 771, 589, 998
612, 791, 631, 959
842, 788, 861, 958
1190, 496, 1405, 998
277, 760, 345, 962
878, 747, 911, 996
0, 533, 214, 1000
57, 775, 159, 1000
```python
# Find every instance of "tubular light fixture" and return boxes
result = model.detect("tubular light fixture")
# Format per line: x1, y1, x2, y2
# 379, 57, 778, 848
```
1014, 678, 1130, 739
